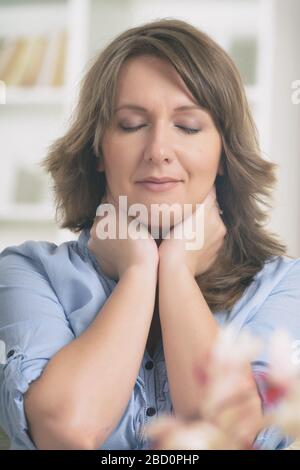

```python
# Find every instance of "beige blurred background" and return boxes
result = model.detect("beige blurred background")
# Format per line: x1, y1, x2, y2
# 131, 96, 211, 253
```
0, 0, 299, 258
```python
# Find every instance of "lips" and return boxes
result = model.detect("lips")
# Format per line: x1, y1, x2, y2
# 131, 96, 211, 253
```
136, 180, 182, 192
137, 176, 182, 183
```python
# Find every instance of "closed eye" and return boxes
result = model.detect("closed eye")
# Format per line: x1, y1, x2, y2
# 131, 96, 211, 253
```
118, 124, 145, 133
118, 124, 200, 134
176, 126, 200, 135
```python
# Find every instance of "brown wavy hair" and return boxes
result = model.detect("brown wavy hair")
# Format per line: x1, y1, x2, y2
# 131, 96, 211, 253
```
41, 18, 287, 313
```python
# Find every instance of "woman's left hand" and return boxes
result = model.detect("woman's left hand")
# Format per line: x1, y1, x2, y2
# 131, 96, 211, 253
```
158, 185, 227, 277
199, 363, 265, 449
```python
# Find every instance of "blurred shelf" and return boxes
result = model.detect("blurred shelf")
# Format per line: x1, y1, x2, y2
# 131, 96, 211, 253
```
4, 86, 67, 106
0, 203, 56, 222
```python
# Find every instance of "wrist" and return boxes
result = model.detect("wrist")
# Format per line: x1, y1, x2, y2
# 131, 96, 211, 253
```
159, 254, 195, 279
120, 261, 158, 281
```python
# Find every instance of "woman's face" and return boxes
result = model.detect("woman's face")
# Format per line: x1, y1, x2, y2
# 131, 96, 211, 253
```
98, 55, 223, 230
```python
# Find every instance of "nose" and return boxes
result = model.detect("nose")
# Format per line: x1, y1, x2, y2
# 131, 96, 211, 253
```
143, 122, 174, 164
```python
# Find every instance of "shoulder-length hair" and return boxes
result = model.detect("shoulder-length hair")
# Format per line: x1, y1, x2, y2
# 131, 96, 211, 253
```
41, 18, 287, 313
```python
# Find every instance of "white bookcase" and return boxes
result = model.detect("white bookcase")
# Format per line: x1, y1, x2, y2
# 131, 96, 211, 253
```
0, 0, 89, 249
0, 0, 289, 252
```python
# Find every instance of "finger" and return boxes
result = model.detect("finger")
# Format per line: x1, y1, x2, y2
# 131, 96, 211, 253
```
100, 185, 117, 205
213, 392, 262, 431
206, 375, 259, 417
212, 384, 259, 415
208, 185, 217, 204
96, 191, 110, 217
228, 410, 264, 449
95, 200, 114, 219
204, 191, 223, 221
202, 186, 216, 206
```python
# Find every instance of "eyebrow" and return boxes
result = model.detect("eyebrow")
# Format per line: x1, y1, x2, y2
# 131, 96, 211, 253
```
115, 103, 204, 112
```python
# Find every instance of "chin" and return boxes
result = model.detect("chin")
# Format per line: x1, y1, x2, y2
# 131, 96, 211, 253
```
138, 208, 183, 230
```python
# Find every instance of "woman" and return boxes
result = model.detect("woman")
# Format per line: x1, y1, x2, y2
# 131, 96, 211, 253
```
0, 18, 299, 450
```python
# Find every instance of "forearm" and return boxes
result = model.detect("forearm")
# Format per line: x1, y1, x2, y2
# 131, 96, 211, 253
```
159, 262, 219, 420
25, 265, 157, 449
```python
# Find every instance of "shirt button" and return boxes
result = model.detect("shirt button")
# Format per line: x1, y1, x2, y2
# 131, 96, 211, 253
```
146, 407, 156, 417
6, 349, 15, 359
145, 360, 153, 370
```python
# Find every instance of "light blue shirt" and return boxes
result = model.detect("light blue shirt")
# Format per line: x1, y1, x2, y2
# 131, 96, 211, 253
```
0, 228, 300, 450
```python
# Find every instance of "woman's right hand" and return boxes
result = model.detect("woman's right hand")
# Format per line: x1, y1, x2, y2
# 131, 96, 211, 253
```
87, 191, 159, 281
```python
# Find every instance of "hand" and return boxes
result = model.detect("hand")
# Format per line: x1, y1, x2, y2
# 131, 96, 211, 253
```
196, 357, 265, 449
158, 185, 227, 277
146, 367, 264, 450
209, 372, 264, 449
87, 190, 159, 281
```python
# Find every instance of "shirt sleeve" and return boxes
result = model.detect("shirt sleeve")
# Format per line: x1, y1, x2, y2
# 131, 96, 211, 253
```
241, 258, 300, 450
0, 246, 75, 449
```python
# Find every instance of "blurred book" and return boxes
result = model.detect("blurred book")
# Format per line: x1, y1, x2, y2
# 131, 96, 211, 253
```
0, 37, 27, 85
22, 36, 48, 87
0, 31, 67, 87
51, 31, 67, 87
36, 31, 67, 87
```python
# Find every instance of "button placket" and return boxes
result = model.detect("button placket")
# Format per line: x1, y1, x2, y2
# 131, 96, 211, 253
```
138, 346, 163, 447
146, 407, 156, 417
144, 356, 157, 424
